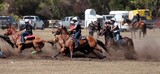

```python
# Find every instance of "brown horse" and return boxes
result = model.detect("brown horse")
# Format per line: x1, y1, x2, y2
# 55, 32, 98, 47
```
122, 19, 147, 39
53, 26, 109, 59
99, 25, 137, 59
4, 26, 45, 55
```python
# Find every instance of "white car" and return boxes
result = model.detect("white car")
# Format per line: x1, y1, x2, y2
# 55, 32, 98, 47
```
19, 16, 45, 30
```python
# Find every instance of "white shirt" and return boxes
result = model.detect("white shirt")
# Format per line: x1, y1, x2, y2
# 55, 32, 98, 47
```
113, 22, 120, 33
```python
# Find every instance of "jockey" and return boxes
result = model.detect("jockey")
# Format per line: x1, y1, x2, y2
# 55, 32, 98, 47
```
104, 20, 111, 28
136, 12, 140, 22
110, 18, 121, 42
70, 21, 75, 30
20, 19, 34, 44
70, 17, 81, 48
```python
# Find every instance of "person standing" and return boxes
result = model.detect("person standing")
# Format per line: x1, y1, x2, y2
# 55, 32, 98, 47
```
88, 21, 94, 36
96, 19, 101, 38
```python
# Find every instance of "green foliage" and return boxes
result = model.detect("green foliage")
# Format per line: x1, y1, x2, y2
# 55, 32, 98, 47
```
0, 0, 160, 19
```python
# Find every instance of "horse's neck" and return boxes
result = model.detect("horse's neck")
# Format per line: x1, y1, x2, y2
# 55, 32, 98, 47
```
104, 28, 113, 38
61, 33, 70, 41
9, 31, 21, 44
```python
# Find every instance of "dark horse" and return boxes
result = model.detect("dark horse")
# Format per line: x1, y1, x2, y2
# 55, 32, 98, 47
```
122, 18, 147, 39
53, 26, 109, 59
99, 25, 137, 59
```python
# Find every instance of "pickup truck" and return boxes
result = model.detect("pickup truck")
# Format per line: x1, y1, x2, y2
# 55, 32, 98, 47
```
58, 16, 85, 29
19, 16, 45, 30
0, 16, 18, 29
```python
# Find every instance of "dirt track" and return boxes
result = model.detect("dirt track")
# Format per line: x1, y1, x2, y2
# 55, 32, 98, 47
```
0, 28, 160, 74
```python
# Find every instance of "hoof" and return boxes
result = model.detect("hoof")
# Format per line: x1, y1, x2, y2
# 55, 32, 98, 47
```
31, 51, 37, 54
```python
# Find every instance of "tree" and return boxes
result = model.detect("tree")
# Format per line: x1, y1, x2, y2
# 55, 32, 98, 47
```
0, 2, 10, 15
15, 0, 41, 16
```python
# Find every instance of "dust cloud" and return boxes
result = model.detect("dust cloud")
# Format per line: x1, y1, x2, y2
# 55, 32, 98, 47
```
134, 38, 160, 61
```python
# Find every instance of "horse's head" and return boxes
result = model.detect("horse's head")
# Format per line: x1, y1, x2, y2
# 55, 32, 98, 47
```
122, 19, 131, 25
52, 26, 69, 36
121, 19, 126, 25
4, 26, 14, 36
99, 25, 114, 38
52, 28, 61, 36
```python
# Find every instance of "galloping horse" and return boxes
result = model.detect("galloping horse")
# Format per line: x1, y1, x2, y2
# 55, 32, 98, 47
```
4, 25, 45, 54
53, 26, 109, 59
99, 25, 137, 59
122, 18, 147, 39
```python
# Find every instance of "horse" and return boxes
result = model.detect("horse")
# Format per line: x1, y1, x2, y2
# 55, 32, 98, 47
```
4, 25, 45, 55
99, 25, 137, 59
52, 26, 109, 59
122, 18, 147, 39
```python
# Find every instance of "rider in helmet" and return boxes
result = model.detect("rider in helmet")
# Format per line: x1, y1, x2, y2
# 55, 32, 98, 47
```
70, 16, 81, 48
70, 21, 75, 30
110, 18, 121, 42
136, 12, 140, 22
104, 20, 111, 28
20, 19, 34, 44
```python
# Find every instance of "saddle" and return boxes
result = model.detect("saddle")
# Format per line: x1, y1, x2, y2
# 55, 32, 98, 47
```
24, 35, 35, 40
79, 36, 86, 40
116, 36, 125, 46
113, 35, 125, 46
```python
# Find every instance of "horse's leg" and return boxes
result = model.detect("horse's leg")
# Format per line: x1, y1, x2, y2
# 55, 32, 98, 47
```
131, 29, 133, 39
97, 30, 99, 38
94, 46, 103, 53
52, 52, 61, 58
68, 45, 73, 58
33, 40, 43, 52
133, 29, 136, 38
139, 29, 142, 39
17, 45, 22, 53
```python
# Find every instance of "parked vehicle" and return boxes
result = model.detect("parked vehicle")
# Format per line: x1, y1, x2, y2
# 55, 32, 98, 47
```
102, 15, 114, 21
19, 16, 45, 30
58, 16, 85, 29
0, 16, 18, 29
129, 9, 152, 20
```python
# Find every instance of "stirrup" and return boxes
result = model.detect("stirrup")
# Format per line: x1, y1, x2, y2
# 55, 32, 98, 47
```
74, 45, 78, 48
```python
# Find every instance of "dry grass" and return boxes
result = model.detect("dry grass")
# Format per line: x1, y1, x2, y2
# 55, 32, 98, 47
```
0, 59, 160, 74
0, 28, 160, 74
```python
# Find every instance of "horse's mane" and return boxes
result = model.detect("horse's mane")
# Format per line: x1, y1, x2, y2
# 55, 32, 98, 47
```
10, 25, 18, 32
124, 18, 132, 23
61, 26, 69, 35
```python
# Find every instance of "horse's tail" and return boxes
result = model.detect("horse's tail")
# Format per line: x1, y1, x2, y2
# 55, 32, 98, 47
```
0, 35, 14, 48
124, 37, 137, 59
142, 23, 147, 36
96, 39, 111, 55
45, 40, 55, 46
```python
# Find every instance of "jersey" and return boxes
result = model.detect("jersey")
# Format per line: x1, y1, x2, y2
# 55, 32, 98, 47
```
113, 22, 120, 33
74, 22, 81, 32
21, 23, 33, 34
